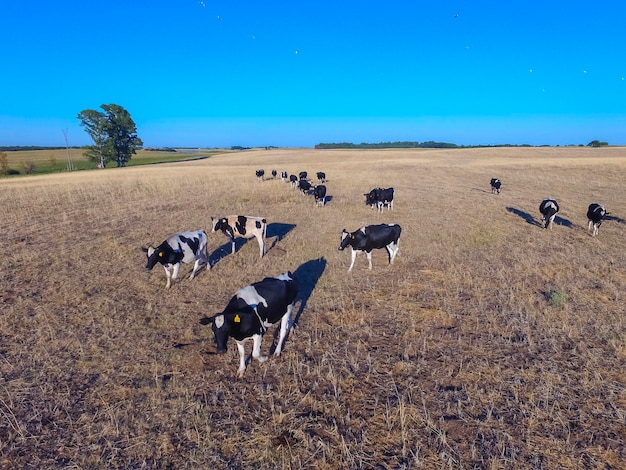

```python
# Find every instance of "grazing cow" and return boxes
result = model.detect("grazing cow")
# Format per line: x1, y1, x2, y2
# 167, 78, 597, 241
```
271, 169, 277, 179
280, 171, 288, 182
299, 171, 308, 180
211, 215, 267, 258
256, 169, 265, 181
316, 171, 326, 183
338, 224, 401, 272
587, 203, 607, 236
365, 187, 395, 213
297, 179, 312, 194
199, 272, 298, 377
142, 231, 210, 289
289, 174, 298, 188
539, 198, 560, 229
490, 178, 502, 194
312, 184, 327, 206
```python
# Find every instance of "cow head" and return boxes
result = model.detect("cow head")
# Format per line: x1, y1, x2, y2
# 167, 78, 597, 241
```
142, 245, 162, 270
338, 229, 352, 251
211, 217, 228, 233
200, 314, 230, 353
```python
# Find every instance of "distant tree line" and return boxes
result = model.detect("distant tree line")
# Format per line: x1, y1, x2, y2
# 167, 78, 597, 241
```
315, 140, 612, 149
315, 141, 460, 149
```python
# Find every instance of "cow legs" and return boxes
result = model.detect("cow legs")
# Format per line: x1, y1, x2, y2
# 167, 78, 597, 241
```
189, 259, 202, 279
366, 251, 373, 270
164, 266, 173, 289
348, 248, 359, 272
255, 234, 265, 258
235, 340, 249, 377
386, 241, 400, 264
274, 306, 293, 356
251, 334, 268, 363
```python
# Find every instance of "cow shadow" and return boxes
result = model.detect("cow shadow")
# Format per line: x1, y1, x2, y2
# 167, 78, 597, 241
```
554, 216, 573, 228
266, 222, 296, 250
269, 257, 327, 354
506, 207, 540, 227
208, 238, 248, 266
606, 214, 626, 224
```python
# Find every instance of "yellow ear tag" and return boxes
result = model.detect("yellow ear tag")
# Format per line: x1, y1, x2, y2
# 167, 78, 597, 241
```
234, 314, 241, 323
351, 234, 355, 239
158, 252, 163, 257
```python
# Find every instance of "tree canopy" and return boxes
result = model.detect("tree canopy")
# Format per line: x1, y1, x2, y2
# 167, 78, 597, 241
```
77, 104, 143, 167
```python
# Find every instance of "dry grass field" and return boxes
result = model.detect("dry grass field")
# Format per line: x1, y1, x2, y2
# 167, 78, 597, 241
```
1, 147, 625, 469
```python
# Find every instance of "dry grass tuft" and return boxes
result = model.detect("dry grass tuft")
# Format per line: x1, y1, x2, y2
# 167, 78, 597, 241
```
1, 147, 625, 468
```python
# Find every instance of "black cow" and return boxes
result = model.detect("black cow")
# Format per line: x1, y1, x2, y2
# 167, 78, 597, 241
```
316, 171, 326, 183
271, 169, 277, 179
199, 272, 298, 377
211, 215, 267, 258
338, 223, 401, 272
289, 174, 298, 188
312, 185, 326, 206
280, 171, 288, 182
490, 178, 502, 194
299, 171, 308, 180
297, 179, 312, 194
142, 231, 210, 288
365, 187, 394, 213
539, 198, 560, 229
256, 169, 265, 181
587, 203, 607, 236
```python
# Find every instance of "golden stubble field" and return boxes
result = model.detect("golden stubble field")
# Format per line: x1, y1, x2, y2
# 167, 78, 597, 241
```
1, 147, 625, 469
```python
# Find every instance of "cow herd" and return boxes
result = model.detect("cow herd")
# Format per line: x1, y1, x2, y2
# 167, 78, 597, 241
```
142, 170, 611, 376
492, 178, 609, 236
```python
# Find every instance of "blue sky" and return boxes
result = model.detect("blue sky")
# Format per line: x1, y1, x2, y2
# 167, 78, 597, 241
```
1, 1, 625, 148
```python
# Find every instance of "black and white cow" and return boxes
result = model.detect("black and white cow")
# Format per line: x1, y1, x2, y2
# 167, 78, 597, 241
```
587, 203, 607, 236
142, 231, 210, 289
490, 178, 502, 194
338, 224, 401, 272
255, 169, 265, 181
199, 272, 298, 377
271, 169, 277, 179
280, 171, 288, 182
312, 184, 327, 206
299, 171, 308, 180
211, 215, 267, 258
364, 187, 395, 213
297, 179, 312, 194
289, 174, 298, 188
539, 198, 560, 229
316, 171, 326, 183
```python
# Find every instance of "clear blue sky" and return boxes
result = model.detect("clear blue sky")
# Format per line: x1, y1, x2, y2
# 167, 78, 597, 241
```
2, 1, 625, 148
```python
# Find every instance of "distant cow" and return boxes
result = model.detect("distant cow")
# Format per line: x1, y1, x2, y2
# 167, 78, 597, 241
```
271, 169, 277, 179
299, 171, 308, 180
289, 174, 298, 187
338, 223, 401, 272
199, 272, 298, 377
312, 185, 327, 206
365, 187, 395, 213
316, 172, 326, 183
256, 169, 265, 181
587, 203, 607, 236
142, 231, 210, 289
490, 178, 502, 194
297, 179, 312, 194
211, 215, 267, 258
539, 198, 560, 229
280, 171, 288, 182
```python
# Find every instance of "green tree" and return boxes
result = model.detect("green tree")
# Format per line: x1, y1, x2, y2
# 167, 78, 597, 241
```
587, 140, 608, 147
77, 108, 113, 168
77, 104, 143, 168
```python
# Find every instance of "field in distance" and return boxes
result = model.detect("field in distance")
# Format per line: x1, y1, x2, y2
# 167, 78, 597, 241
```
1, 146, 625, 469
